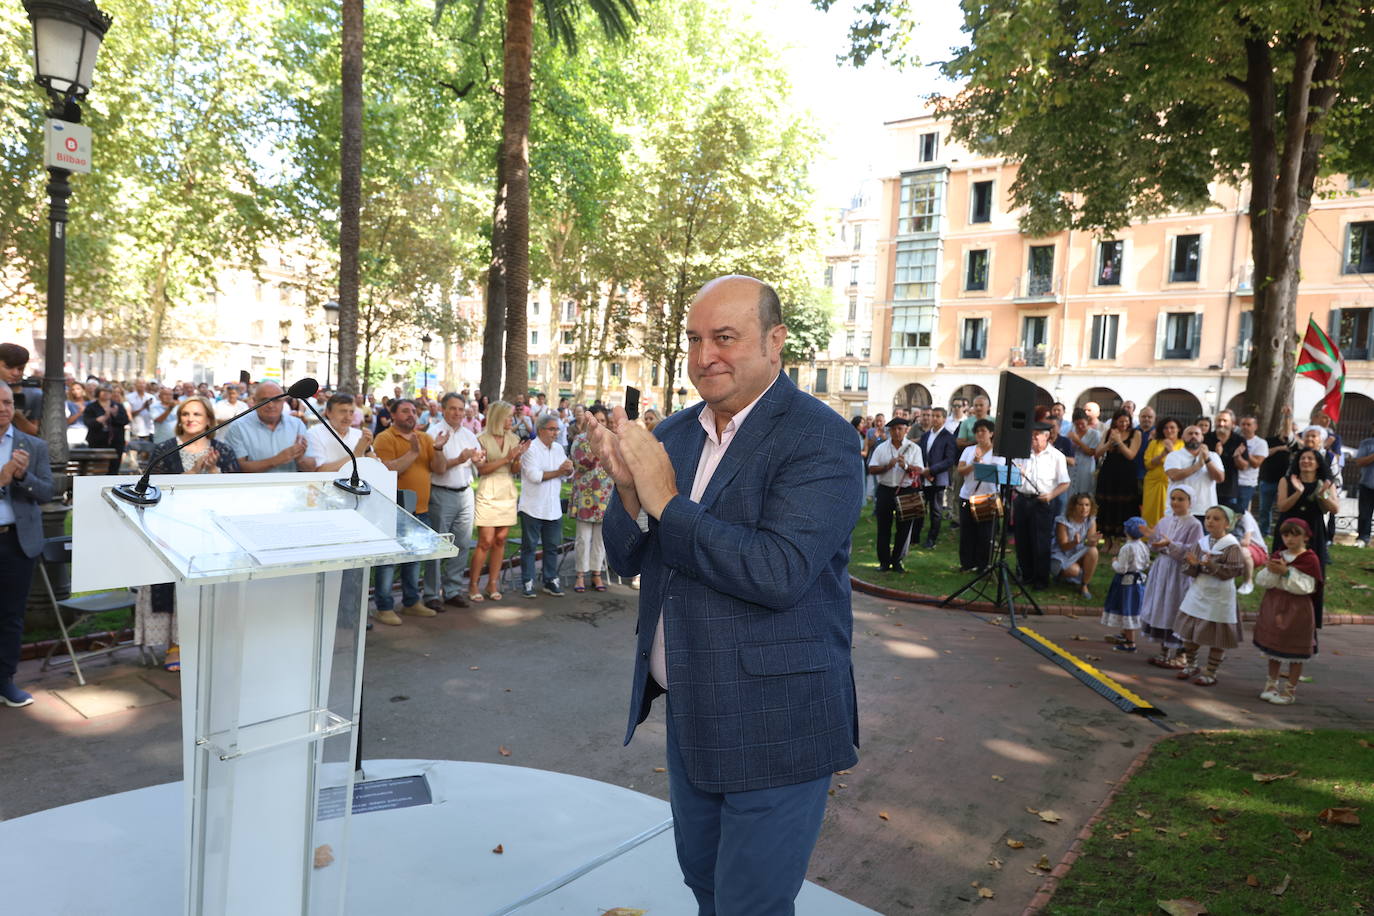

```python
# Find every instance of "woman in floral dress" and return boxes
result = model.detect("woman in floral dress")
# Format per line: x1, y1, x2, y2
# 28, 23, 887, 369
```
570, 405, 614, 592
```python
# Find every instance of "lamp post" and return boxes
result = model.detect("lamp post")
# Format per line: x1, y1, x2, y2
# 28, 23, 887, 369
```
420, 332, 432, 397
22, 0, 113, 470
280, 335, 290, 382
323, 299, 339, 389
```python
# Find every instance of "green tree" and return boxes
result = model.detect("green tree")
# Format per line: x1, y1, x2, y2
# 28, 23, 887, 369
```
929, 0, 1374, 434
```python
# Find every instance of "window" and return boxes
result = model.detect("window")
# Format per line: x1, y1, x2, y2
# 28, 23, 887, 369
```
251, 320, 264, 339
823, 265, 834, 288
559, 360, 573, 382
845, 331, 855, 356
1022, 316, 1048, 366
1171, 234, 1201, 282
860, 333, 871, 359
970, 180, 993, 223
1237, 311, 1253, 366
250, 355, 265, 370
283, 359, 295, 373
1332, 307, 1373, 360
894, 238, 939, 300
858, 366, 869, 390
849, 261, 860, 285
1350, 176, 1372, 191
843, 366, 854, 390
848, 296, 858, 322
898, 172, 943, 234
1345, 222, 1374, 273
890, 304, 936, 366
531, 299, 540, 315
564, 301, 575, 322
1089, 314, 1120, 360
527, 359, 539, 380
815, 368, 829, 393
609, 362, 622, 379
1156, 313, 1201, 360
853, 224, 863, 251
787, 367, 800, 384
530, 329, 539, 346
960, 317, 987, 360
1027, 245, 1055, 296
306, 361, 318, 375
651, 364, 659, 385
919, 131, 939, 162
562, 330, 574, 346
1097, 240, 1124, 286
965, 249, 989, 291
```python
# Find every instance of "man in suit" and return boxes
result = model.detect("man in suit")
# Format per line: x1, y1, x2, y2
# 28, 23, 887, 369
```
589, 275, 863, 914
0, 382, 56, 708
912, 406, 959, 549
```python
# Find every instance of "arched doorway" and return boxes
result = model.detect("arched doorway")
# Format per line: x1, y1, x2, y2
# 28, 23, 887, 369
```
1148, 388, 1203, 425
951, 383, 989, 408
894, 383, 931, 411
1337, 392, 1374, 446
1076, 386, 1122, 412
1035, 386, 1053, 410
1224, 391, 1250, 419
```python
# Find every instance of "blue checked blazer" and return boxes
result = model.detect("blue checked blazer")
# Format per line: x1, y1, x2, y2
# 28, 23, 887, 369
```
603, 372, 864, 793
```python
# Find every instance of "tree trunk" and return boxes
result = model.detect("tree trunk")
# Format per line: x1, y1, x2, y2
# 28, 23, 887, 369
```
143, 246, 171, 378
499, 0, 534, 403
480, 153, 506, 400
337, 0, 364, 395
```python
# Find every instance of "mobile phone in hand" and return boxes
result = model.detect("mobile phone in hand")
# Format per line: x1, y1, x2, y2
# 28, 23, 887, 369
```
625, 386, 640, 421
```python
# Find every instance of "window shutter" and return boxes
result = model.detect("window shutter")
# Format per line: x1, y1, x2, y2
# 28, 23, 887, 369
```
1238, 311, 1253, 366
1189, 313, 1201, 359
1090, 315, 1102, 360
1154, 312, 1167, 360
978, 319, 988, 359
1328, 308, 1342, 345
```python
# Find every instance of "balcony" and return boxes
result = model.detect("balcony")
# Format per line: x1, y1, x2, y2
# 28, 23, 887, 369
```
1009, 345, 1057, 368
1236, 264, 1253, 295
1014, 274, 1061, 301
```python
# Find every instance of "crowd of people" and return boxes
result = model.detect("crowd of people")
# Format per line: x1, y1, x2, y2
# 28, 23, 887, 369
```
854, 390, 1374, 705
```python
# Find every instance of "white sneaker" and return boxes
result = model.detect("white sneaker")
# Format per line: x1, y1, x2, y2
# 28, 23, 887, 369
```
1356, 539, 1368, 549
1237, 581, 1254, 595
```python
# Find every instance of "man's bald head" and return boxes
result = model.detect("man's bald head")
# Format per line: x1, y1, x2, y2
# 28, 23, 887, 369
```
694, 275, 783, 343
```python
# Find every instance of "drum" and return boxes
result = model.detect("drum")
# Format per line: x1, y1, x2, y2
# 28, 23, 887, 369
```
969, 492, 1003, 522
895, 490, 925, 521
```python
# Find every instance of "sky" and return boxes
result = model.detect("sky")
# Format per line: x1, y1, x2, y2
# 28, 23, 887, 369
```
749, 0, 968, 208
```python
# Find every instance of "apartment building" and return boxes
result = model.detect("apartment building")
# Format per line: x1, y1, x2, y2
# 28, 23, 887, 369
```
869, 112, 1374, 445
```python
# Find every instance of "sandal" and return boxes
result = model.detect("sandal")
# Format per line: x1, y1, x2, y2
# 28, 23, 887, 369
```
1149, 655, 1185, 669
487, 591, 502, 601
592, 574, 607, 592
1177, 665, 1199, 680
1113, 642, 1137, 653
163, 645, 181, 673
574, 576, 586, 593
467, 593, 484, 603
1192, 673, 1218, 686
1080, 587, 1093, 600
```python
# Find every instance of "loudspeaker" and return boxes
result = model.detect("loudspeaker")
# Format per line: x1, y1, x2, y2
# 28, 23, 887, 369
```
993, 371, 1037, 459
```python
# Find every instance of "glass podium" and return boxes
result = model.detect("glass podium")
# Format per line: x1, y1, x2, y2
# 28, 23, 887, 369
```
74, 468, 455, 916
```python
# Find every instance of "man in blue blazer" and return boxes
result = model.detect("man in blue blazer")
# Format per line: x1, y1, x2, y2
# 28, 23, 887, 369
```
0, 381, 56, 708
590, 276, 863, 914
912, 406, 959, 549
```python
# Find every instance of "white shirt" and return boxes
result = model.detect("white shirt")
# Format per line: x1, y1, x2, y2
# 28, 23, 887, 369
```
943, 416, 961, 435
1238, 435, 1267, 486
1164, 446, 1223, 512
304, 422, 363, 468
430, 421, 481, 489
126, 390, 155, 437
958, 445, 1006, 499
1111, 539, 1151, 574
213, 398, 249, 423
517, 438, 568, 521
868, 438, 924, 488
1014, 445, 1070, 497
0, 424, 16, 526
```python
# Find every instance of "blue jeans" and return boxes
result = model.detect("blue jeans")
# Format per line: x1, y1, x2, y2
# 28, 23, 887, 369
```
1359, 485, 1374, 542
1236, 484, 1256, 516
1257, 480, 1279, 537
375, 510, 426, 610
519, 511, 563, 587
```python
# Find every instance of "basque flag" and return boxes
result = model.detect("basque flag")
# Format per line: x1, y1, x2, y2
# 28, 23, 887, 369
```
1295, 316, 1346, 423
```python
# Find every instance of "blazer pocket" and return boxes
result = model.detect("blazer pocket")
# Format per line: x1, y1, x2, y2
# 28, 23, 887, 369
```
738, 640, 830, 677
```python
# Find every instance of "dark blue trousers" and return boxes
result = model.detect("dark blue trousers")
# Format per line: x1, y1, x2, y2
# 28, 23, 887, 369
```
0, 529, 36, 684
665, 697, 831, 915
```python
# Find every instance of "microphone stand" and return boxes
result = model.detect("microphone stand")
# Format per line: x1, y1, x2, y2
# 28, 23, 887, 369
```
299, 399, 372, 496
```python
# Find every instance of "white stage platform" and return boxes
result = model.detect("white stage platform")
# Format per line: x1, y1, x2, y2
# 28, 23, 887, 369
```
2, 759, 878, 915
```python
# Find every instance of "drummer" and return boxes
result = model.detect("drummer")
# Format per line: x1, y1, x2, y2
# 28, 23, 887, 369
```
956, 418, 1005, 572
868, 416, 925, 573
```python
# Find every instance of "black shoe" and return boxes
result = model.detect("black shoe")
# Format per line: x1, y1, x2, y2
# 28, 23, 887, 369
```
878, 563, 890, 572
892, 562, 907, 574
921, 541, 936, 550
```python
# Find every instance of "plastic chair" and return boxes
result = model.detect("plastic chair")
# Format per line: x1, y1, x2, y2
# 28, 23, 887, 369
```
37, 535, 142, 686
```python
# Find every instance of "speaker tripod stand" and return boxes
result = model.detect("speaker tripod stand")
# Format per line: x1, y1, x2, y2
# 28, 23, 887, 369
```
940, 478, 1042, 624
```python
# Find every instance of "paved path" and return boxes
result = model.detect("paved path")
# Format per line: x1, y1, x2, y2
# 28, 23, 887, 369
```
3, 589, 1372, 913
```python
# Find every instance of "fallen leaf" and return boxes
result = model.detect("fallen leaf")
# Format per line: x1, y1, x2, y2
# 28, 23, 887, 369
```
1136, 809, 1153, 820
1318, 807, 1360, 826
1246, 875, 1260, 887
978, 887, 995, 899
878, 811, 890, 821
601, 909, 647, 916
313, 844, 334, 869
1036, 855, 1052, 870
492, 844, 504, 854
1154, 826, 1170, 834
1201, 760, 1216, 769
1292, 828, 1313, 844
1157, 900, 1208, 916
1358, 739, 1372, 748
1111, 832, 1131, 839
987, 857, 1003, 870
1071, 634, 1088, 641
1006, 838, 1025, 849
1025, 806, 1040, 815
992, 775, 1005, 782
498, 746, 512, 757
1038, 810, 1063, 824
1210, 816, 1227, 825
1253, 771, 1298, 783
837, 783, 848, 789
653, 767, 666, 773
469, 666, 480, 670
1084, 654, 1102, 661
1271, 874, 1291, 897
835, 769, 852, 775
894, 622, 904, 627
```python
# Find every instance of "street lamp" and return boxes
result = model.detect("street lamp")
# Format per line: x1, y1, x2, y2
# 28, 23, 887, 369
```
322, 299, 339, 388
22, 0, 113, 469
419, 332, 432, 396
280, 335, 290, 382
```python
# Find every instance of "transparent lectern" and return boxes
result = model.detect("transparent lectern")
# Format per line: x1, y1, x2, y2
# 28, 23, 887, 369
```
71, 463, 456, 916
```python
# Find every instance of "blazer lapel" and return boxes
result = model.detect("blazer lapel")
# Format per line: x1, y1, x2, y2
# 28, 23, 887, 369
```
696, 373, 792, 510
667, 405, 707, 499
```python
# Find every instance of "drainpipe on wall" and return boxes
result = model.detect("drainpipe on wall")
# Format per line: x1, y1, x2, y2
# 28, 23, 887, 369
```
1059, 224, 1073, 402
1216, 191, 1247, 413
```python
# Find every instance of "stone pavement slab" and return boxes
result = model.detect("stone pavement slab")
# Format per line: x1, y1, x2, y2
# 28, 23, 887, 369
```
2, 587, 1371, 913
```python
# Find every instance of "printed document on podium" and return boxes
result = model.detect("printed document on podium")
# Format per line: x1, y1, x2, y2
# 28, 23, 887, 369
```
216, 509, 404, 565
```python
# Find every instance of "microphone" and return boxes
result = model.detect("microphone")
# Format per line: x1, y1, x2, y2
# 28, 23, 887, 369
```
298, 397, 372, 497
112, 378, 323, 506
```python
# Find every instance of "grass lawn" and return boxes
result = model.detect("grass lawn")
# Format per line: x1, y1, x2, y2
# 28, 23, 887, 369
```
1047, 730, 1374, 915
847, 510, 1374, 617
